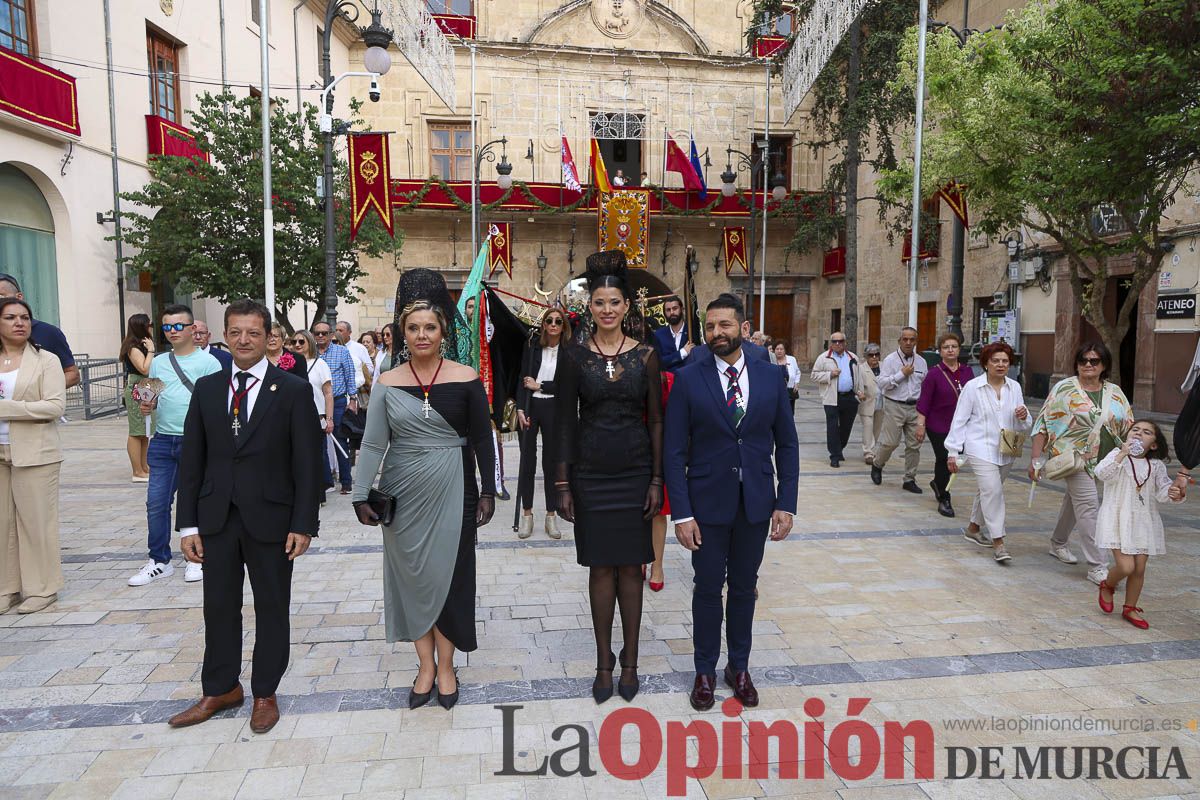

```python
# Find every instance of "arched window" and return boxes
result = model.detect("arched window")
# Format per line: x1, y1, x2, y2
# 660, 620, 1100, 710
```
0, 164, 59, 325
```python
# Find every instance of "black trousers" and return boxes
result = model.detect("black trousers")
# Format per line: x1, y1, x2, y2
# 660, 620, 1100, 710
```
824, 393, 859, 460
692, 490, 769, 675
927, 430, 951, 497
200, 506, 294, 699
517, 396, 557, 512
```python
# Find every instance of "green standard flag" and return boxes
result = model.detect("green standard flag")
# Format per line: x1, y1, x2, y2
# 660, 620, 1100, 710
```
457, 229, 493, 369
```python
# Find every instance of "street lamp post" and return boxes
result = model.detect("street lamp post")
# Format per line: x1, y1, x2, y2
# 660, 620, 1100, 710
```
473, 136, 508, 253
319, 1, 392, 328
722, 146, 759, 317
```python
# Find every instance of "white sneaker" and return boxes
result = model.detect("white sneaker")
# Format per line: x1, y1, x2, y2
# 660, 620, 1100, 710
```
1086, 566, 1109, 586
1049, 546, 1079, 565
128, 560, 174, 586
184, 562, 203, 582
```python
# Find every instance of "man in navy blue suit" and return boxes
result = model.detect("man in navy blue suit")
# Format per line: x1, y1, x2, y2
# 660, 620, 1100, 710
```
651, 295, 693, 372
665, 293, 799, 711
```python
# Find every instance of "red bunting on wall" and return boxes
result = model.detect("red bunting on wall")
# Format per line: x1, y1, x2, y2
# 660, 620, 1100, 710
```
723, 226, 748, 275
487, 222, 512, 278
348, 132, 394, 240
145, 115, 209, 163
0, 48, 80, 136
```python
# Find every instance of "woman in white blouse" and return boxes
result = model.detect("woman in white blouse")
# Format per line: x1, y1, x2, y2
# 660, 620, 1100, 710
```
944, 341, 1031, 564
515, 308, 569, 539
772, 341, 802, 415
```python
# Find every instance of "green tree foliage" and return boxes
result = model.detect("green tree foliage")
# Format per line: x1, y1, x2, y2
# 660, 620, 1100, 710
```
117, 92, 402, 329
881, 0, 1199, 385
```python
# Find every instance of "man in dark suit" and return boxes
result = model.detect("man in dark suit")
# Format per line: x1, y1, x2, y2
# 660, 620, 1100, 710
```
664, 293, 799, 711
651, 295, 693, 373
193, 320, 234, 370
168, 299, 321, 734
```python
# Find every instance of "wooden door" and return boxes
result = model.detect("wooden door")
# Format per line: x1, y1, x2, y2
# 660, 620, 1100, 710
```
748, 295, 795, 345
866, 305, 881, 346
917, 302, 937, 352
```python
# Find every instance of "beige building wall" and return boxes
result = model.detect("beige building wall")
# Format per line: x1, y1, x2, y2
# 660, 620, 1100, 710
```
0, 0, 360, 355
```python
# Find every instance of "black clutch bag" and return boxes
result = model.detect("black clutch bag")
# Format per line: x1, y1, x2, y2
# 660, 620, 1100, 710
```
366, 488, 397, 527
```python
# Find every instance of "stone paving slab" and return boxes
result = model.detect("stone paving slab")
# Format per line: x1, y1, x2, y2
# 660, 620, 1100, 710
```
1, 388, 1197, 799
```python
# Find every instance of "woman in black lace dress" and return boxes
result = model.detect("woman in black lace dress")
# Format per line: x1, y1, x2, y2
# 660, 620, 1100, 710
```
556, 251, 663, 704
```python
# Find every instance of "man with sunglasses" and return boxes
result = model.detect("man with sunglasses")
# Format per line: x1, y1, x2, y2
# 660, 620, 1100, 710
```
311, 322, 357, 494
128, 304, 221, 587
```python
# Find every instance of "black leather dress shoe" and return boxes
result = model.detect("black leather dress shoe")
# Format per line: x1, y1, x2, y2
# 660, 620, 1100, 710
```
870, 465, 883, 485
723, 666, 759, 707
937, 497, 955, 517
689, 673, 716, 711
830, 458, 840, 468
902, 480, 923, 494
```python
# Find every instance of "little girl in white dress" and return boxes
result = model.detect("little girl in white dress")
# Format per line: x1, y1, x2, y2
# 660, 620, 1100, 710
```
1095, 420, 1184, 629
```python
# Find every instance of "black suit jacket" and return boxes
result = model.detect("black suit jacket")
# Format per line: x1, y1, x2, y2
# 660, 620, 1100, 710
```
176, 363, 321, 541
515, 337, 564, 411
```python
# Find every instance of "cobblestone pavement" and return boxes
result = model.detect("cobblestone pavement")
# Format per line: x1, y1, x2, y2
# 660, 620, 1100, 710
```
2, 388, 1198, 799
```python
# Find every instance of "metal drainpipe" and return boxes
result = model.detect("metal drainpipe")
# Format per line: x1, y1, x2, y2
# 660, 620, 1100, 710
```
293, 0, 307, 113
219, 0, 228, 105
102, 0, 126, 338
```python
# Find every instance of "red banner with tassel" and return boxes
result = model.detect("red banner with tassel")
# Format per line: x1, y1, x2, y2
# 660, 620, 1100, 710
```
723, 226, 748, 275
348, 132, 394, 240
487, 222, 512, 278
938, 182, 969, 228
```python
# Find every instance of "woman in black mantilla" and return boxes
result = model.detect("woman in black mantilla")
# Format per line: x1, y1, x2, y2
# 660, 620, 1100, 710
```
352, 299, 496, 712
556, 250, 664, 704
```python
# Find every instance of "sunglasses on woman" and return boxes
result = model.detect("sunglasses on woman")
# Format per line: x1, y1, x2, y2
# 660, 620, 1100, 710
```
1077, 357, 1103, 366
289, 338, 306, 346
545, 318, 564, 326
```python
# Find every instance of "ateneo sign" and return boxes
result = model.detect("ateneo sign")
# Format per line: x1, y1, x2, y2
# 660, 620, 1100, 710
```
1155, 293, 1197, 319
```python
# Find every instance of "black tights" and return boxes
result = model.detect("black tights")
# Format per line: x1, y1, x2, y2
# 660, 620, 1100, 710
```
588, 564, 644, 688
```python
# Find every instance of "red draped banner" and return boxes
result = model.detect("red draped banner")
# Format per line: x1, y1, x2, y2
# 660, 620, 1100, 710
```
487, 222, 512, 278
0, 48, 80, 136
348, 133, 394, 240
938, 182, 969, 228
723, 227, 748, 275
145, 115, 208, 163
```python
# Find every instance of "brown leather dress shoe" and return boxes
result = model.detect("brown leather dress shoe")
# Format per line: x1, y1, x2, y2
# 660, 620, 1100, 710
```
168, 685, 244, 728
250, 695, 280, 734
689, 673, 716, 711
723, 666, 759, 707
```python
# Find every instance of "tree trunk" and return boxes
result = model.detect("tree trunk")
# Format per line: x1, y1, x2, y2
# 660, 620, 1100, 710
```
843, 21, 862, 352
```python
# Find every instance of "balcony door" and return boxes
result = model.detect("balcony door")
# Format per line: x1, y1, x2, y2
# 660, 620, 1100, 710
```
591, 112, 644, 186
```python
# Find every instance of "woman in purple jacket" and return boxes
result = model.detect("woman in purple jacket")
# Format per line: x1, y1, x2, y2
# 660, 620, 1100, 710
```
915, 332, 975, 517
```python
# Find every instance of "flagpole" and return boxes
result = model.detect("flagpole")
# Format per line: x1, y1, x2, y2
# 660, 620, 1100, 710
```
908, 0, 930, 329
470, 41, 478, 263
759, 34, 770, 333
259, 0, 275, 318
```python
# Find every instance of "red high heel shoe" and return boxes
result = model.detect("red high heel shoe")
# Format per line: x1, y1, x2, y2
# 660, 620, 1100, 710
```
1097, 580, 1114, 614
1121, 605, 1149, 630
649, 575, 664, 592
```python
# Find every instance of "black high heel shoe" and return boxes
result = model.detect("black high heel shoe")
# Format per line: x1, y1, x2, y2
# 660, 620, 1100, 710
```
408, 669, 435, 710
592, 651, 616, 704
617, 647, 639, 702
437, 668, 459, 710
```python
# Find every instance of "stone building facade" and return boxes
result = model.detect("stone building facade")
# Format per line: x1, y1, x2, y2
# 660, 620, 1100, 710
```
356, 0, 829, 362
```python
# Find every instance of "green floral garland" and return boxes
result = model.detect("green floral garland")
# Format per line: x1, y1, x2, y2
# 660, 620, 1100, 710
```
392, 175, 826, 220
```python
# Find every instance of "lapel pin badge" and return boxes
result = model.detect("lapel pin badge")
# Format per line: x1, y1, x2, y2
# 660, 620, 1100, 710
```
270, 384, 278, 392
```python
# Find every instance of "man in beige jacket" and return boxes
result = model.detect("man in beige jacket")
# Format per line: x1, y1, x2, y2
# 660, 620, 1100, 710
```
810, 332, 865, 468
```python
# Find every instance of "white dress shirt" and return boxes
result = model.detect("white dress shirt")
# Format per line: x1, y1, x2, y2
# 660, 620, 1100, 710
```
877, 349, 928, 402
182, 357, 269, 537
532, 346, 558, 399
944, 374, 1032, 466
345, 339, 371, 389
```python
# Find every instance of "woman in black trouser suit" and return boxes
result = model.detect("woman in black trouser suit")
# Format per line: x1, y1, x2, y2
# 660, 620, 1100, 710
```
516, 308, 570, 539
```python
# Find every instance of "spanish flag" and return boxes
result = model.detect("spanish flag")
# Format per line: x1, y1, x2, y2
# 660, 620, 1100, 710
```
590, 138, 612, 194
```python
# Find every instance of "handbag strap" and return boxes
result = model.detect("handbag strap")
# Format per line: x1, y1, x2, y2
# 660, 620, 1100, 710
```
168, 353, 195, 393
938, 363, 962, 397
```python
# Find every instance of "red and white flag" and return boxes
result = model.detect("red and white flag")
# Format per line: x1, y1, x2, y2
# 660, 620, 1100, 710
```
561, 135, 582, 192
